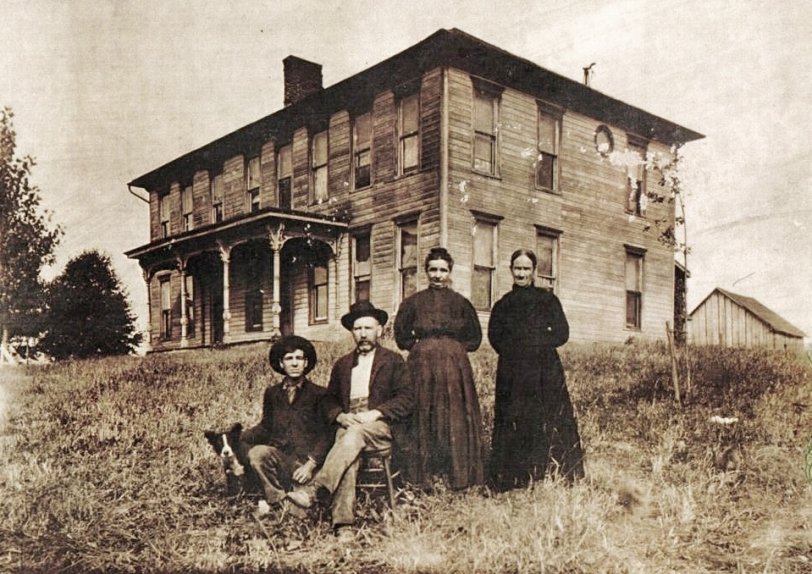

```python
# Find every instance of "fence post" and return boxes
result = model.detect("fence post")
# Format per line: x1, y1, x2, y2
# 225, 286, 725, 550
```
666, 321, 682, 408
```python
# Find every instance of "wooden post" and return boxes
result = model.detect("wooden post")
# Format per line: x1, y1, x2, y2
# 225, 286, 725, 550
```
666, 321, 682, 408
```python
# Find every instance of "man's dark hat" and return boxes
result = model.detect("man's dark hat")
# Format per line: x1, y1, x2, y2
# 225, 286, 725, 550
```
268, 335, 317, 376
340, 300, 389, 331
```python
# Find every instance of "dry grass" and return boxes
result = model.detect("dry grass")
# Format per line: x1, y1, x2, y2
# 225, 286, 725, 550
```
0, 341, 810, 573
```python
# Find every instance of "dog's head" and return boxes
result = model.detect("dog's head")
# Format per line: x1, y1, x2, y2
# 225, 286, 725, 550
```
204, 422, 245, 477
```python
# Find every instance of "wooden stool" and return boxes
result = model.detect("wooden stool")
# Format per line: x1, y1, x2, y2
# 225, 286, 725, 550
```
357, 447, 398, 508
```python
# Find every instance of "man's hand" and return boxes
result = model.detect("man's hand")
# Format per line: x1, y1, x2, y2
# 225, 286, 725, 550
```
292, 458, 317, 484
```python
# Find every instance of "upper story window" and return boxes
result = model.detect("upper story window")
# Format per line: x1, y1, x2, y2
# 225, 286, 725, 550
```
159, 193, 170, 238
397, 219, 418, 302
473, 85, 500, 175
309, 264, 329, 323
626, 138, 648, 216
353, 112, 372, 189
625, 246, 645, 330
181, 185, 193, 232
210, 173, 224, 223
277, 144, 292, 210
311, 130, 329, 204
536, 227, 561, 292
354, 231, 371, 302
398, 94, 420, 175
246, 155, 261, 213
471, 215, 498, 310
536, 107, 561, 192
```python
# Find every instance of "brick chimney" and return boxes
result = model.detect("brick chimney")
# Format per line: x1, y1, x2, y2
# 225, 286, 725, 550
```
283, 56, 323, 107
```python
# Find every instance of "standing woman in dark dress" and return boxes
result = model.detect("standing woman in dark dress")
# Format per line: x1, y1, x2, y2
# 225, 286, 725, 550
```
394, 247, 485, 489
488, 249, 584, 490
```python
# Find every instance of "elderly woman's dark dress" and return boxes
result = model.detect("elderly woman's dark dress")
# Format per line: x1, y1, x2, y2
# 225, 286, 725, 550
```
487, 285, 584, 489
394, 287, 484, 489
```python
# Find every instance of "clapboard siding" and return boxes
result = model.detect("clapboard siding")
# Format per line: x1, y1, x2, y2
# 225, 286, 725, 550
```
445, 67, 675, 344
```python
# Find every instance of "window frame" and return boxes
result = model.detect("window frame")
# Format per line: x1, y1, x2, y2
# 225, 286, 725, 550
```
396, 216, 419, 303
245, 155, 261, 213
159, 192, 170, 238
625, 136, 648, 216
311, 130, 329, 205
277, 144, 293, 210
624, 246, 646, 330
181, 184, 194, 232
159, 275, 172, 340
471, 78, 503, 177
470, 211, 502, 311
210, 173, 224, 223
535, 226, 561, 293
309, 263, 329, 324
352, 112, 372, 190
353, 229, 372, 303
397, 93, 420, 175
535, 103, 563, 192
184, 273, 195, 337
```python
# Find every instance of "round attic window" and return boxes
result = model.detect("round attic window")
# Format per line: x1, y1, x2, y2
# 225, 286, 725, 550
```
595, 125, 614, 156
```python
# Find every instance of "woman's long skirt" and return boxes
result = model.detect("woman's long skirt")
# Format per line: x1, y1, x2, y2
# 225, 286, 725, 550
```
407, 337, 484, 489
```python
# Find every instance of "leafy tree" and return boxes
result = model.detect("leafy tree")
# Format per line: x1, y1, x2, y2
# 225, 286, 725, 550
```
0, 107, 62, 352
40, 250, 142, 359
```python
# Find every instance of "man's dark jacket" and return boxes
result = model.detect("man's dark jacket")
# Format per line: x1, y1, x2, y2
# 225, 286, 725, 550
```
241, 378, 332, 465
324, 346, 415, 473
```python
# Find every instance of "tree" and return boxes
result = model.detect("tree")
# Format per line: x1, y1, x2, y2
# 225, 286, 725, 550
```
0, 107, 62, 354
40, 250, 142, 359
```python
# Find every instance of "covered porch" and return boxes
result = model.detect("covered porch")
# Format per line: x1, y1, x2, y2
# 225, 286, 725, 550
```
126, 209, 348, 351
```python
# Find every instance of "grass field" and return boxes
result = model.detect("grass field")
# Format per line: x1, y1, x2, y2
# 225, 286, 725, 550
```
1, 340, 810, 573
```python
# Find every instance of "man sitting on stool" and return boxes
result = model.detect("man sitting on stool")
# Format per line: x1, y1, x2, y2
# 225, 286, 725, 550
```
287, 301, 414, 538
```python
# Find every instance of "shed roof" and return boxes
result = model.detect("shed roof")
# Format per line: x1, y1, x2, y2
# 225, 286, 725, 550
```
692, 288, 806, 338
129, 28, 704, 191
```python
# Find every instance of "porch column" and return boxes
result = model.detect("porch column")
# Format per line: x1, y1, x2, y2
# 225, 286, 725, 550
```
142, 268, 153, 353
267, 223, 286, 340
177, 257, 189, 348
218, 241, 232, 344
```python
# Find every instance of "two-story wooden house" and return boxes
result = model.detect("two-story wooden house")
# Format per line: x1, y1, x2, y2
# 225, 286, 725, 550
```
126, 29, 703, 351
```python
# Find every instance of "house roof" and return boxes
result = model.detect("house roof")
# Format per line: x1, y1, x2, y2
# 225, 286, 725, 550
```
129, 27, 704, 191
691, 287, 806, 338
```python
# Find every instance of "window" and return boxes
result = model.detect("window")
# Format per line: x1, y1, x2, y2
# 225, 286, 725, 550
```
309, 264, 329, 323
246, 155, 261, 213
626, 139, 647, 216
210, 173, 224, 223
354, 232, 371, 302
536, 228, 561, 292
181, 185, 193, 232
160, 277, 172, 339
473, 88, 499, 174
159, 193, 170, 238
471, 218, 497, 310
311, 131, 328, 204
398, 220, 418, 301
625, 248, 645, 329
184, 274, 195, 337
398, 94, 419, 174
536, 108, 561, 191
353, 112, 372, 189
277, 144, 292, 210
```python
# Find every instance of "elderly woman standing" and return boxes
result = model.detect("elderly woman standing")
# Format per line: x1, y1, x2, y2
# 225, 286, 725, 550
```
394, 247, 484, 489
488, 249, 584, 491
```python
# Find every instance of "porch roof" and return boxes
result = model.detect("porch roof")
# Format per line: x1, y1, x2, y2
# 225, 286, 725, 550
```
125, 207, 348, 266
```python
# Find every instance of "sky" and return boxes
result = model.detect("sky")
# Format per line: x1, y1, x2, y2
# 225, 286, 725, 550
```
2, 0, 811, 340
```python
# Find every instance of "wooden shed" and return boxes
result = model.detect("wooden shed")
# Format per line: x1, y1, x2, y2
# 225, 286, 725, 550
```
689, 288, 806, 351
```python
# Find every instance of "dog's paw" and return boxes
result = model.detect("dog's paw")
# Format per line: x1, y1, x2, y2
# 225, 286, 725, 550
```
257, 500, 271, 516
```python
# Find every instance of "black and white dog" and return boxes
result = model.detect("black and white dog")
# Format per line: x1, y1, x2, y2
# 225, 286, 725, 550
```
204, 423, 247, 496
